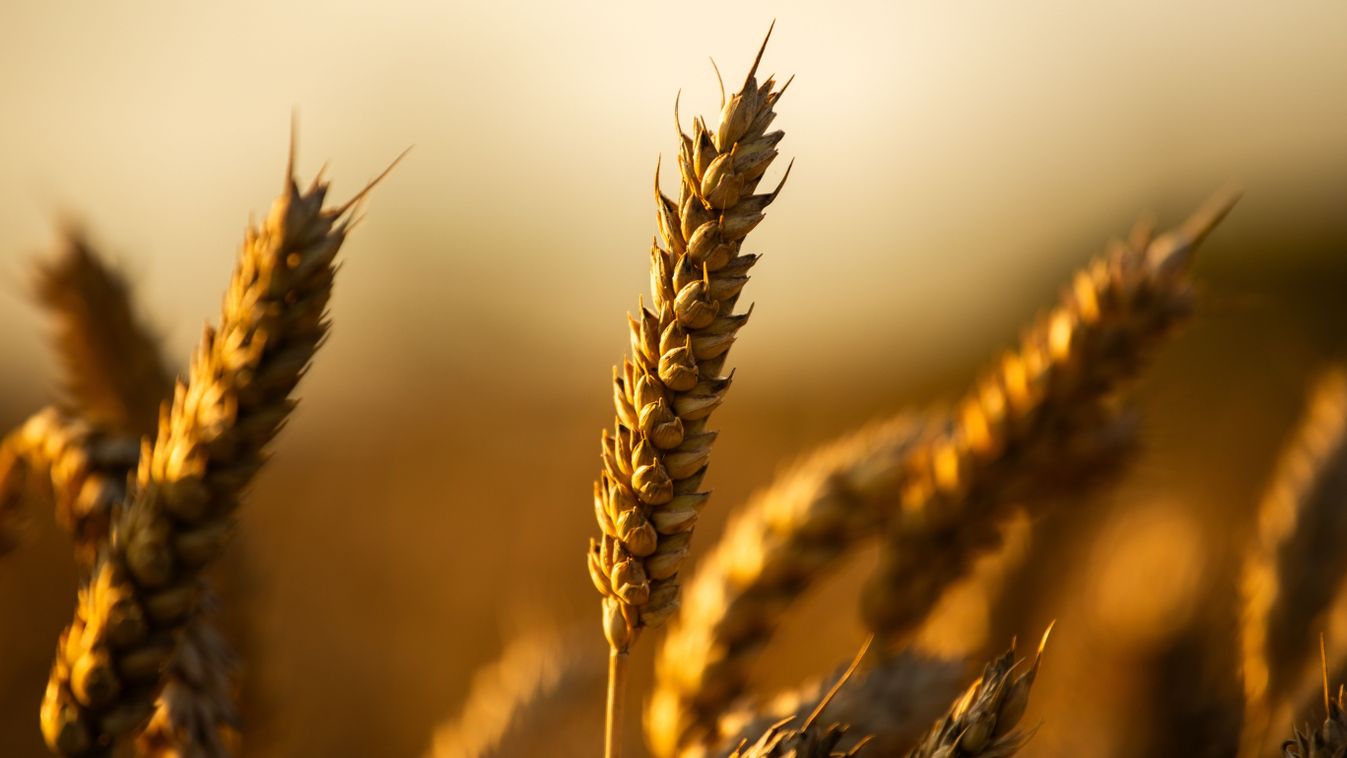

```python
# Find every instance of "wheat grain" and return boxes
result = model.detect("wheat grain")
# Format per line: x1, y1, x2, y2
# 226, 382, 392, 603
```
38, 155, 383, 755
861, 192, 1239, 642
1243, 367, 1347, 753
905, 627, 1051, 758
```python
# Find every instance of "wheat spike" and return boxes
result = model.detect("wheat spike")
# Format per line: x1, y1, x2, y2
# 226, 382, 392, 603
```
34, 231, 176, 436
905, 627, 1051, 758
588, 27, 790, 655
647, 414, 928, 755
1244, 367, 1347, 751
861, 191, 1240, 641
38, 159, 368, 755
715, 648, 967, 758
29, 236, 243, 757
428, 625, 603, 758
0, 407, 137, 563
1283, 683, 1347, 758
725, 637, 871, 758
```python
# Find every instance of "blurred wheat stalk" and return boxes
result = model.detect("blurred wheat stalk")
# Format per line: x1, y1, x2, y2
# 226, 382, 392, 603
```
0, 145, 390, 756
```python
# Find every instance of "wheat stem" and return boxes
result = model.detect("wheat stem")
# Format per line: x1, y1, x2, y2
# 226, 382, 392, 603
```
606, 649, 628, 758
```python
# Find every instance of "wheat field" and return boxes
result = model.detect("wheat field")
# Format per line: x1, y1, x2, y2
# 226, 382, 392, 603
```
1, 3, 1347, 757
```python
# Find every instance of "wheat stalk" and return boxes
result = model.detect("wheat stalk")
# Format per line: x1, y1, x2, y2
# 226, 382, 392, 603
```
587, 26, 789, 758
904, 627, 1050, 758
38, 154, 387, 755
1243, 367, 1347, 753
861, 192, 1240, 642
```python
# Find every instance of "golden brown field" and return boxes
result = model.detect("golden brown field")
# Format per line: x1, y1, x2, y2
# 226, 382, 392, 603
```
1, 3, 1347, 757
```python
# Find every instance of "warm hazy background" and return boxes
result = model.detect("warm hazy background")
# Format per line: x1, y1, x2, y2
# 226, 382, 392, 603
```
1, 2, 1345, 756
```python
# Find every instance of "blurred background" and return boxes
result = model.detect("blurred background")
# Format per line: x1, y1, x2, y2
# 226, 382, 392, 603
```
1, 1, 1345, 755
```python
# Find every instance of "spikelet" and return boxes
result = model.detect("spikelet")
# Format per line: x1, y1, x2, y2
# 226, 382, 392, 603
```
1244, 367, 1347, 750
648, 414, 928, 755
35, 231, 176, 436
38, 159, 371, 755
715, 649, 966, 758
905, 628, 1051, 758
0, 407, 137, 563
428, 626, 603, 758
861, 192, 1240, 642
587, 29, 790, 653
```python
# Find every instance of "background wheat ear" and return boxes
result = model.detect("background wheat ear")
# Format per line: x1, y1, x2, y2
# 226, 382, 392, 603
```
34, 230, 177, 435
427, 624, 603, 758
1242, 366, 1347, 755
861, 190, 1240, 647
587, 25, 790, 758
905, 626, 1051, 758
37, 154, 387, 756
715, 647, 967, 757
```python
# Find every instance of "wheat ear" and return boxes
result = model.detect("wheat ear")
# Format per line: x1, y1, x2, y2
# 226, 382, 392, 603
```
1282, 675, 1347, 758
587, 26, 789, 758
861, 192, 1240, 641
1243, 367, 1347, 750
726, 638, 871, 758
906, 627, 1051, 758
647, 414, 927, 755
428, 625, 603, 758
38, 157, 376, 755
33, 236, 244, 757
0, 408, 137, 563
716, 648, 966, 758
35, 231, 176, 436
